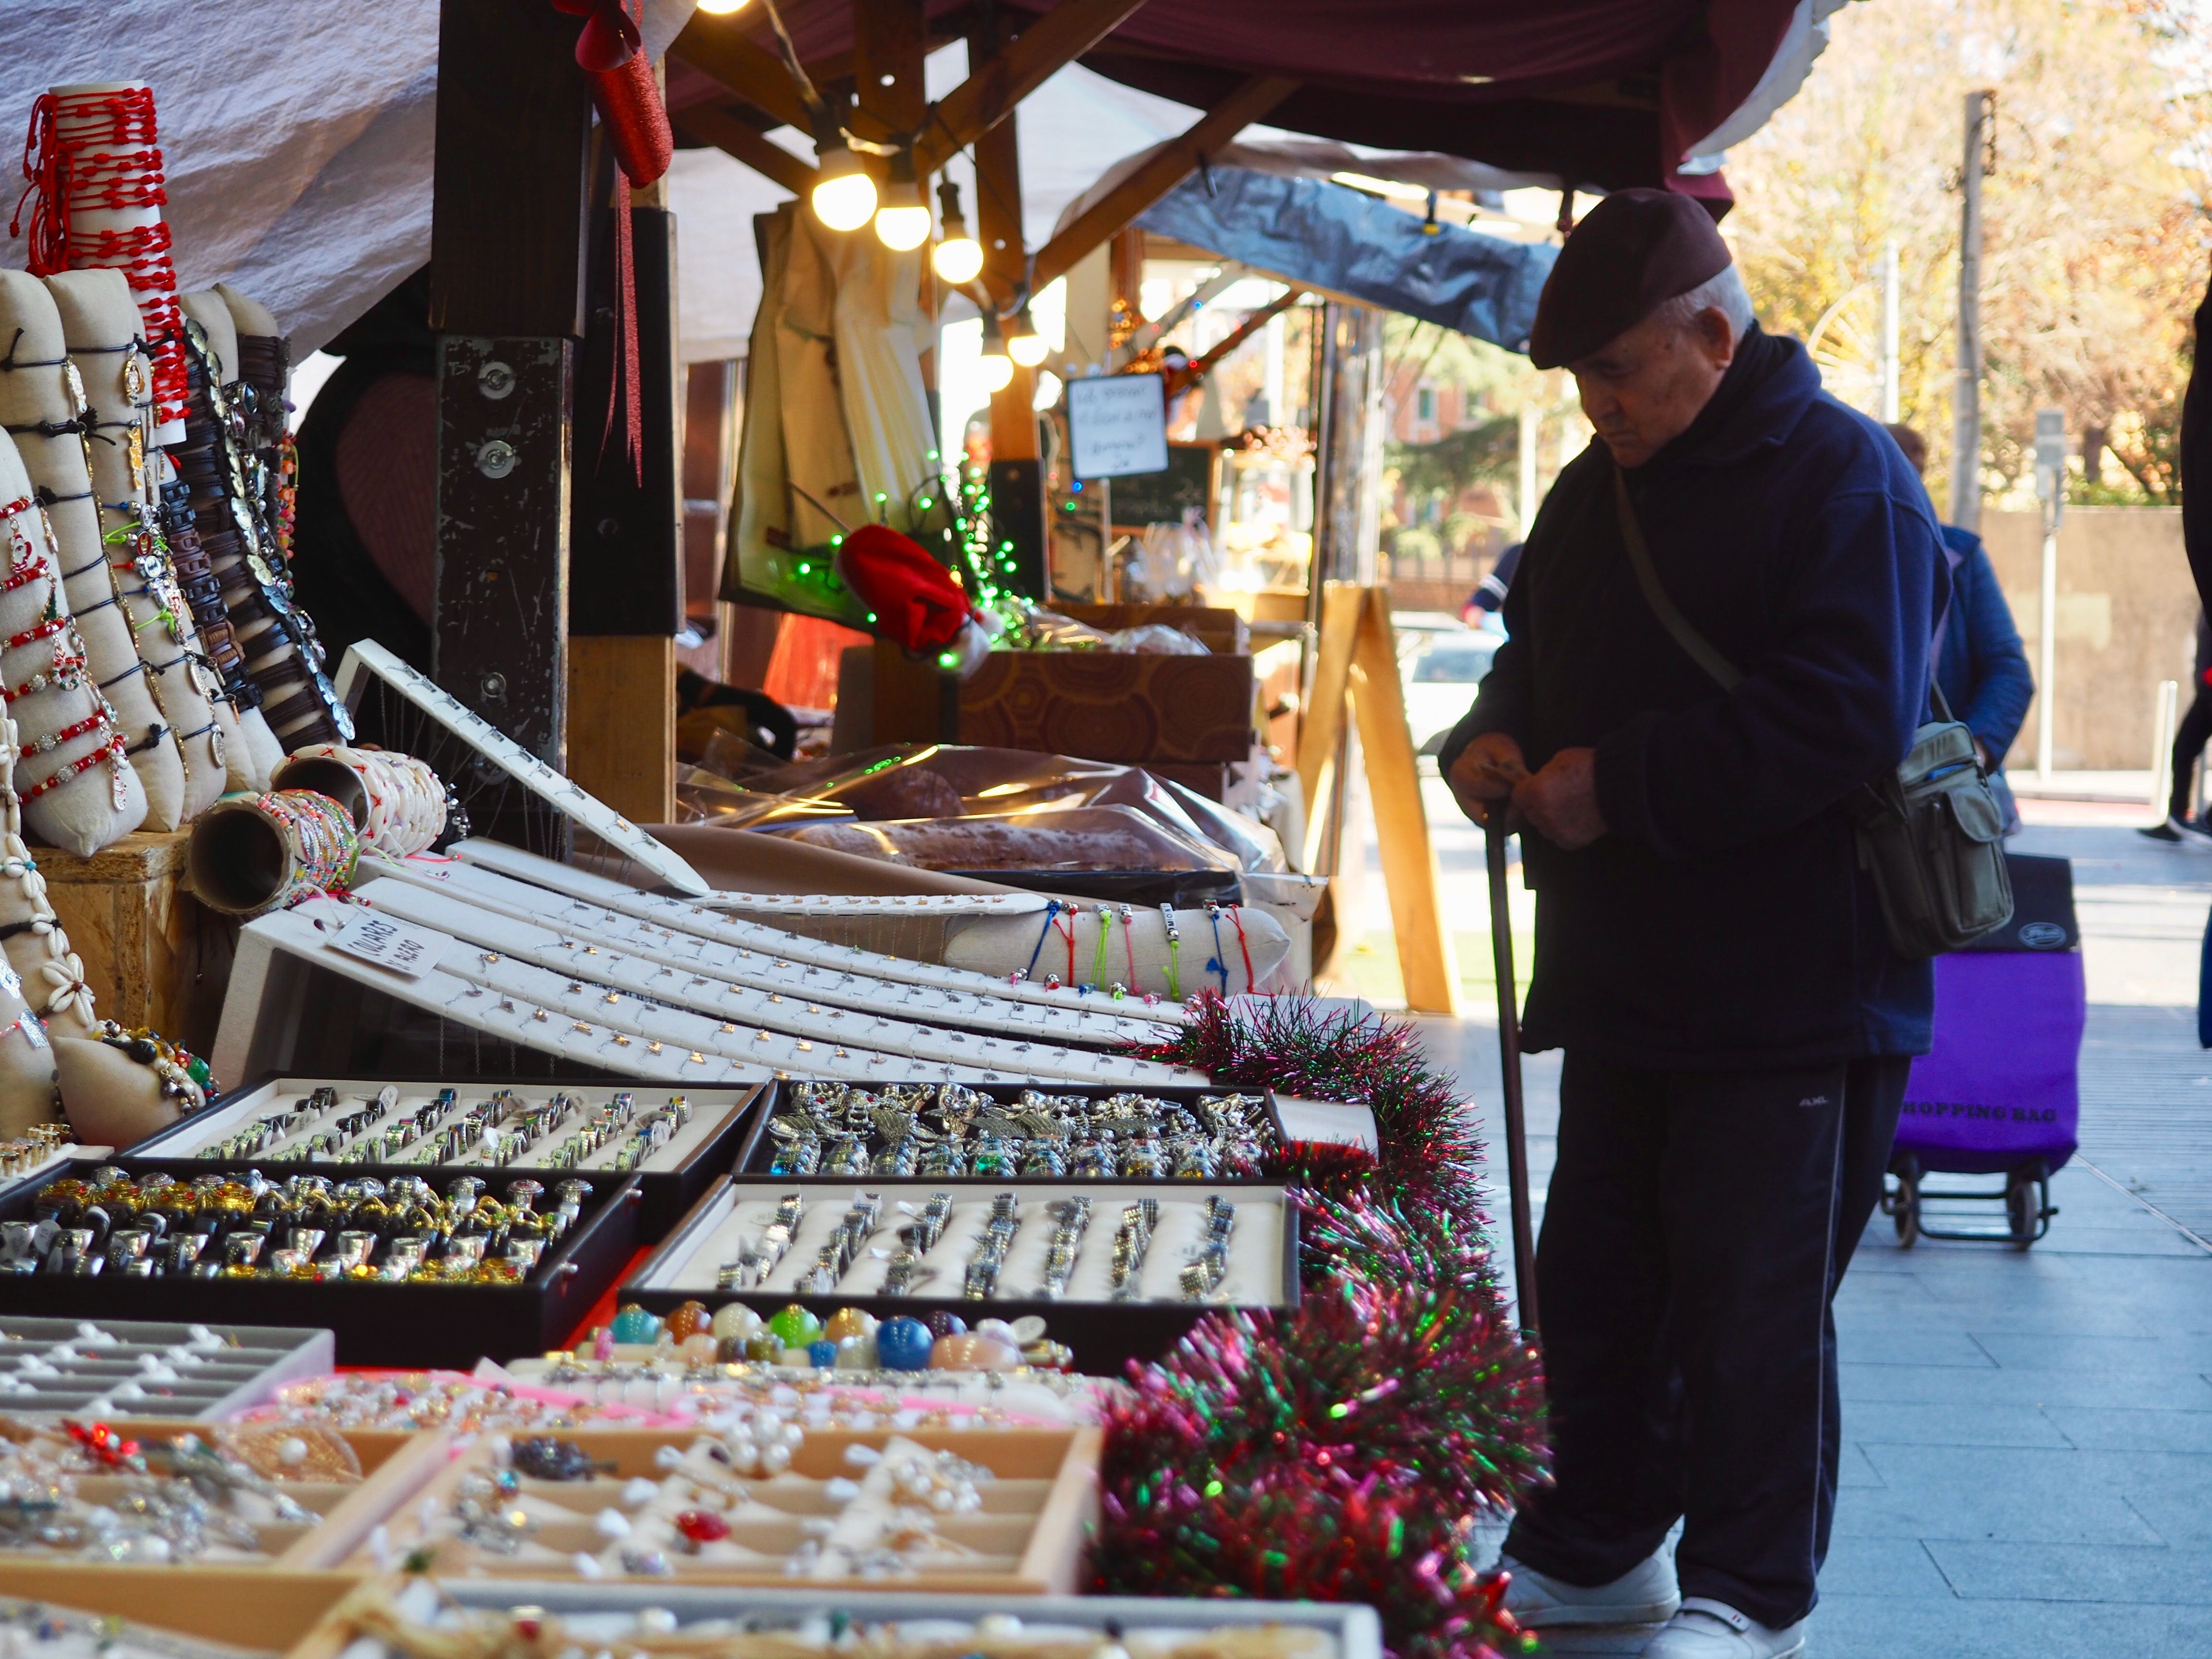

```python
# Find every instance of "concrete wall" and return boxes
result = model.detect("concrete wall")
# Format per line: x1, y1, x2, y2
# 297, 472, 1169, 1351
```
1976, 507, 2197, 772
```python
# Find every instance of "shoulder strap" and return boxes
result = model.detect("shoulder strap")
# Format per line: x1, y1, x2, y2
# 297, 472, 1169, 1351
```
1611, 466, 1743, 692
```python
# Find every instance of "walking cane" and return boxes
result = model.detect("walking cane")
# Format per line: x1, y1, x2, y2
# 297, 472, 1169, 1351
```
1485, 816, 1540, 1338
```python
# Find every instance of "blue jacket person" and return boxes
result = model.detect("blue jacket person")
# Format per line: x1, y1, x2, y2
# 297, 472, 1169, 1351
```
1439, 190, 1946, 1659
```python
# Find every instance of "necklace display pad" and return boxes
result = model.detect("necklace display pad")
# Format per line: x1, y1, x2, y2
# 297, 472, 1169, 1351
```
357, 871, 1192, 1084
438, 843, 1189, 1033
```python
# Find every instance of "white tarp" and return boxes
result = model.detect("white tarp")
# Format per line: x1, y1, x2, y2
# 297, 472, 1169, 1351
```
0, 0, 693, 356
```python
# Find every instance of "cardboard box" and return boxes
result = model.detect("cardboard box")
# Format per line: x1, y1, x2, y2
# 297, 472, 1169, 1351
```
958, 649, 1255, 763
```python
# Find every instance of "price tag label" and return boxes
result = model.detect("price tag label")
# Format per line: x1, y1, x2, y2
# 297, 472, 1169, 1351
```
327, 912, 452, 979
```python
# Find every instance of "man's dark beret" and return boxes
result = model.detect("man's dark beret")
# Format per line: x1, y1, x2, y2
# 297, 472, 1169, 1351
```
1527, 189, 1733, 370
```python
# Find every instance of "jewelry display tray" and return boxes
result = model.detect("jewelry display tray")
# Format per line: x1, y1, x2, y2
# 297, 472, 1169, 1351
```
625, 1178, 1300, 1373
329, 1424, 1101, 1595
289, 1578, 1383, 1659
734, 1080, 1291, 1181
0, 1159, 642, 1369
0, 1315, 334, 1419
122, 1076, 770, 1240
0, 1418, 448, 1575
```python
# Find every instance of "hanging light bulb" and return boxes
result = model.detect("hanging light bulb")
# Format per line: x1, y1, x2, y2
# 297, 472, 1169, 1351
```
1006, 305, 1048, 369
873, 149, 931, 251
694, 0, 752, 12
932, 180, 985, 285
810, 113, 877, 232
977, 311, 1015, 393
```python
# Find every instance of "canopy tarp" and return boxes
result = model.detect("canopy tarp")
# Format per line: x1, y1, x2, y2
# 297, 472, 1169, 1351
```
757, 0, 1847, 210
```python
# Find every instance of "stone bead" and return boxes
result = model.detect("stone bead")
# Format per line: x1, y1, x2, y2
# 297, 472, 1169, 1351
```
924, 1310, 967, 1339
823, 1306, 872, 1343
876, 1316, 933, 1371
710, 1303, 762, 1342
834, 1334, 879, 1370
665, 1300, 711, 1341
767, 1304, 822, 1348
805, 1338, 838, 1368
609, 1305, 661, 1345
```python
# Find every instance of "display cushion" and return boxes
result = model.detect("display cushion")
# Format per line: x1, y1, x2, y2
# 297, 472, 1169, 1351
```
177, 290, 240, 385
46, 266, 228, 820
214, 281, 281, 341
237, 706, 284, 790
0, 272, 189, 831
958, 651, 1258, 762
0, 432, 148, 854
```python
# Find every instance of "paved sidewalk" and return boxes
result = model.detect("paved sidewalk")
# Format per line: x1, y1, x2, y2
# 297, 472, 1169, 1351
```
1417, 821, 2212, 1657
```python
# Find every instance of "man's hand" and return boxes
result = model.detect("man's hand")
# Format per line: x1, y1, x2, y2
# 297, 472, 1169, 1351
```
1447, 732, 1529, 827
1513, 747, 1607, 849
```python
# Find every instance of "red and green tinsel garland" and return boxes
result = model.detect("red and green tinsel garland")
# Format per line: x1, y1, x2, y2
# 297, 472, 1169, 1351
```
1101, 996, 1550, 1659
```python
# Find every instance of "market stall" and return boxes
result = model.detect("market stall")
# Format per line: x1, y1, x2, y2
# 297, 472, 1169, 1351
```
0, 3, 1854, 1657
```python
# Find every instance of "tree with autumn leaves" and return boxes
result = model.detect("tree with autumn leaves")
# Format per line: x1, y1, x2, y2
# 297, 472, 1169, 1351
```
1725, 0, 2212, 507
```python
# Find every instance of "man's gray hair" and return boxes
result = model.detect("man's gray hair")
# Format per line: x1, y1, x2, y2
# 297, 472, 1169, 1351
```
1650, 264, 1755, 342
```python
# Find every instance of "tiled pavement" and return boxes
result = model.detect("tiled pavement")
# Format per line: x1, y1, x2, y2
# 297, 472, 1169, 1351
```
1414, 819, 2212, 1657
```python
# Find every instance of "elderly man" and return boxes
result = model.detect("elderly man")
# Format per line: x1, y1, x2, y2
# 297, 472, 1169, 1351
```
1440, 192, 1944, 1659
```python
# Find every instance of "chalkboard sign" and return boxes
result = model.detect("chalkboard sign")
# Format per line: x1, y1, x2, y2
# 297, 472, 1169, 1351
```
1108, 442, 1218, 532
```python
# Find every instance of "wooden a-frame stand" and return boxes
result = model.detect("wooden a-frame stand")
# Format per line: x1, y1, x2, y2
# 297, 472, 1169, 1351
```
1296, 583, 1462, 1015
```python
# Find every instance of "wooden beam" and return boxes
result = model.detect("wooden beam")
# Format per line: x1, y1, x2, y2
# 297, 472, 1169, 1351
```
1348, 588, 1461, 1015
1032, 74, 1296, 290
854, 0, 928, 135
915, 0, 1150, 174
672, 21, 815, 132
673, 17, 901, 143
673, 105, 818, 195
1171, 285, 1304, 392
1296, 581, 1364, 872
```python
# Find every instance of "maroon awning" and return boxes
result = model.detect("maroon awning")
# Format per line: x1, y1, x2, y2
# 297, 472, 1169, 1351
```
733, 0, 1805, 214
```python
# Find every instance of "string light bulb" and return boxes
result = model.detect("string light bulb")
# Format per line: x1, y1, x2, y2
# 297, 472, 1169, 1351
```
694, 0, 752, 12
978, 311, 1015, 393
1006, 305, 1048, 369
810, 114, 877, 232
874, 148, 930, 250
932, 180, 985, 285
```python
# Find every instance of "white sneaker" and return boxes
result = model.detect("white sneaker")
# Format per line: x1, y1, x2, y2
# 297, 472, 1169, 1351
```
1498, 1550, 1681, 1628
1639, 1599, 1806, 1658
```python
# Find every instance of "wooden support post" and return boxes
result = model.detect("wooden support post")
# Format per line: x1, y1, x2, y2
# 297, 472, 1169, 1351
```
672, 106, 819, 195
971, 10, 1046, 596
1348, 589, 1460, 1015
1295, 582, 1364, 872
429, 0, 592, 791
913, 0, 1149, 173
854, 0, 929, 133
568, 635, 678, 824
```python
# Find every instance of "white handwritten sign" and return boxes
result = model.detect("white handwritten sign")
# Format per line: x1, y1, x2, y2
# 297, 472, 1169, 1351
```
1067, 372, 1169, 480
327, 912, 453, 979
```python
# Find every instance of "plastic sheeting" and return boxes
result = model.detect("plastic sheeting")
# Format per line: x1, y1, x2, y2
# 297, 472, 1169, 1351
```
0, 0, 694, 357
1133, 166, 1556, 353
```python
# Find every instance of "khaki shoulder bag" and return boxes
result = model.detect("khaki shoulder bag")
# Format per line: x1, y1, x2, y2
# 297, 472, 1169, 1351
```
1611, 469, 2012, 959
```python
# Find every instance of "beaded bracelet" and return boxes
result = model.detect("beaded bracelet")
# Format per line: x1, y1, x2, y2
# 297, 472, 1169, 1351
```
1160, 902, 1182, 1000
20, 730, 125, 803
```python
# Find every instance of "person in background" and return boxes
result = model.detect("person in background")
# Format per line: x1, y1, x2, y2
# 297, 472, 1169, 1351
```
2144, 611, 2212, 843
1884, 425, 2033, 827
1462, 541, 1523, 631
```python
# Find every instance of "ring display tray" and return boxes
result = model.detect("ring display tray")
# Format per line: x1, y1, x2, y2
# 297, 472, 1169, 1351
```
0, 1569, 362, 1655
294, 1579, 1382, 1659
738, 1080, 1288, 1184
0, 1417, 447, 1572
333, 1425, 1101, 1594
0, 1160, 642, 1367
123, 1078, 766, 1240
626, 1178, 1298, 1372
0, 1316, 333, 1419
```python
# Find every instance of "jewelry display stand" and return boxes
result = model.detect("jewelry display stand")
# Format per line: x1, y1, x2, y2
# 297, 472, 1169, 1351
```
296, 1578, 1380, 1659
0, 1315, 333, 1418
126, 1077, 767, 1238
334, 1424, 1102, 1594
627, 1178, 1298, 1372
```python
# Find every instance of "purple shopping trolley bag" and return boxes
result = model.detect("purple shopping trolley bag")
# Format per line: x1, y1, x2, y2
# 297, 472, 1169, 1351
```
1898, 853, 2084, 1176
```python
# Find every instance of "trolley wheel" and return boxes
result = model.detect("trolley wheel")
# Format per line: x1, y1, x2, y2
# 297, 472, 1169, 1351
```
2005, 1163, 2051, 1250
1887, 1154, 1921, 1249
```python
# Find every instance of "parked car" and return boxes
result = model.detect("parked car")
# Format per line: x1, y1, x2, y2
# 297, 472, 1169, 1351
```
1401, 630, 1501, 756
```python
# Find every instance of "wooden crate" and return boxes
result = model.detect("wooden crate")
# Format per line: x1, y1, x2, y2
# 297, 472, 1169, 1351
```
0, 1565, 362, 1651
337, 1424, 1100, 1594
0, 1420, 450, 1575
35, 827, 237, 1056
